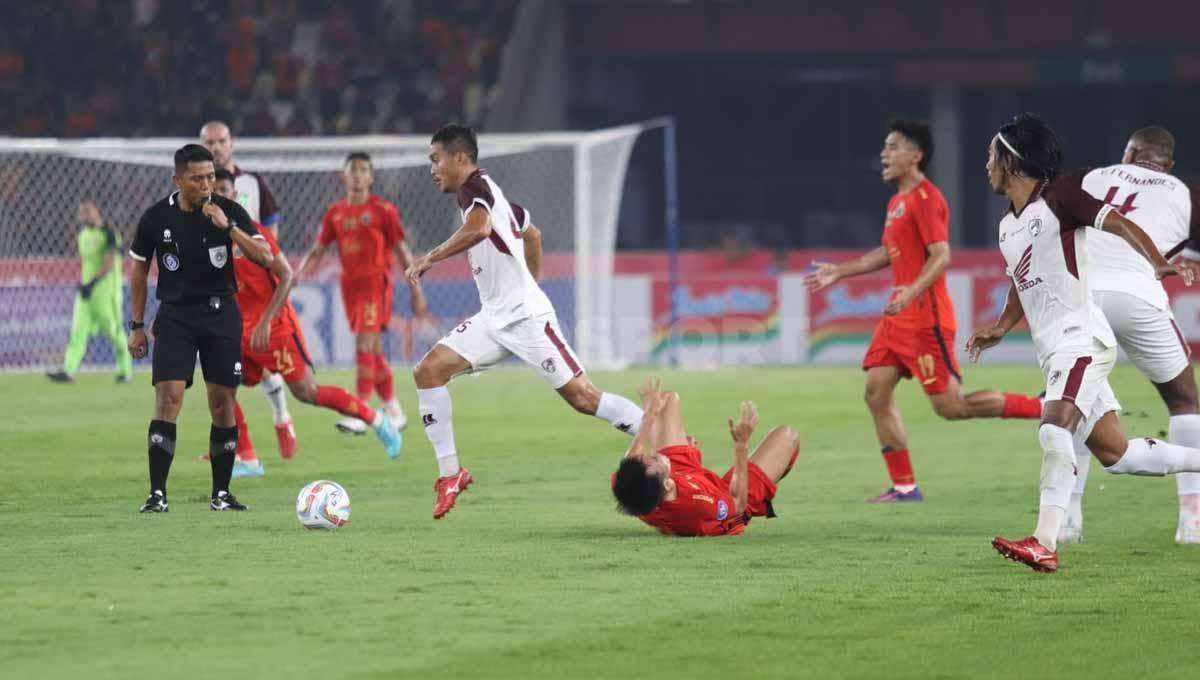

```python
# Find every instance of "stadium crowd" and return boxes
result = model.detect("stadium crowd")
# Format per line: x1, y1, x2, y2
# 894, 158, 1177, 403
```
0, 0, 514, 137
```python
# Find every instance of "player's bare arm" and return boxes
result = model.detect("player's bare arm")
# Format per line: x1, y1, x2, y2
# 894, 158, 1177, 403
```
249, 250, 294, 353
726, 401, 758, 515
406, 207, 492, 284
392, 240, 429, 316
294, 242, 329, 281
128, 258, 150, 359
624, 389, 669, 458
804, 246, 890, 291
1100, 210, 1196, 285
966, 282, 1024, 362
523, 224, 543, 280
885, 241, 950, 315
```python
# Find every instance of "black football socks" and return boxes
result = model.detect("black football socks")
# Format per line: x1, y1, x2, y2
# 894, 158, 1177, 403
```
209, 424, 238, 496
147, 419, 176, 496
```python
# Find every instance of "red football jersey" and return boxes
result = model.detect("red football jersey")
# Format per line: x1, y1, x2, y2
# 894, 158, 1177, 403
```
882, 178, 955, 329
233, 225, 299, 336
637, 445, 744, 537
317, 193, 405, 283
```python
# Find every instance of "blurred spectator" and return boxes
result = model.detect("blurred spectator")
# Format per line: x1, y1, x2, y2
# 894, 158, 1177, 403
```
2, 0, 516, 137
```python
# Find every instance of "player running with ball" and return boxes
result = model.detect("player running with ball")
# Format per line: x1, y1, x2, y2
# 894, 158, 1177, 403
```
968, 113, 1200, 572
406, 124, 645, 519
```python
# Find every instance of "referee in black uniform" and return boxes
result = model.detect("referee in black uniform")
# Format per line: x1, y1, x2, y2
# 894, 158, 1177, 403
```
127, 144, 272, 513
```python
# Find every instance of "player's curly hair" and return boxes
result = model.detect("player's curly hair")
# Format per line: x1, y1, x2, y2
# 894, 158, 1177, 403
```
612, 457, 667, 516
994, 113, 1062, 181
888, 119, 934, 172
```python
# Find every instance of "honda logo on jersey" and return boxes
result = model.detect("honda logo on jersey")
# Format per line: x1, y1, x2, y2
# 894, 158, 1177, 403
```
1014, 245, 1044, 292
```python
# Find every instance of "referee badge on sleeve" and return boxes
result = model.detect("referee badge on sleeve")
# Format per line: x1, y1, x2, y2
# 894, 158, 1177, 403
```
209, 245, 228, 268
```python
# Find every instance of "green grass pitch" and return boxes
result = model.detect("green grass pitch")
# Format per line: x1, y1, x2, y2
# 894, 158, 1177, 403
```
2, 364, 1198, 679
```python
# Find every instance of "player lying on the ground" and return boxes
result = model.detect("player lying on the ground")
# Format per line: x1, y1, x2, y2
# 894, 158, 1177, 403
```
805, 119, 1043, 504
405, 124, 645, 520
296, 152, 428, 435
212, 169, 401, 477
968, 113, 1200, 573
611, 378, 799, 537
1065, 126, 1200, 545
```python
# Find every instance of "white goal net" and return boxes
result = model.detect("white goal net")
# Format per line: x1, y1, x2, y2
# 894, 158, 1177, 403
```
0, 122, 659, 373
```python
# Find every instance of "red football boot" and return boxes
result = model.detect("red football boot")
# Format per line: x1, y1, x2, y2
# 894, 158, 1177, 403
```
275, 420, 297, 459
992, 535, 1059, 573
433, 468, 473, 519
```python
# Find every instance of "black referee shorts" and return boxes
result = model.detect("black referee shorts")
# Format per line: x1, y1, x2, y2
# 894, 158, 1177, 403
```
152, 297, 242, 388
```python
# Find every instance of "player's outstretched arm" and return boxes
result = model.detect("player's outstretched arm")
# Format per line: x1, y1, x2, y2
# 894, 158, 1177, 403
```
522, 224, 543, 280
392, 240, 429, 316
804, 246, 890, 291
1101, 211, 1196, 285
406, 208, 492, 283
884, 241, 949, 315
726, 401, 758, 515
966, 282, 1023, 362
295, 242, 329, 281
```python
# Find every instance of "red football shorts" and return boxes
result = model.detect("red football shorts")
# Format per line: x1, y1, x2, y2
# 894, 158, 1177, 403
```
241, 325, 313, 386
341, 276, 393, 333
862, 320, 962, 395
722, 461, 777, 519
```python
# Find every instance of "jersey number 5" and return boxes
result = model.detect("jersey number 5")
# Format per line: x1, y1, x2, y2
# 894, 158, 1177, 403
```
1103, 186, 1139, 215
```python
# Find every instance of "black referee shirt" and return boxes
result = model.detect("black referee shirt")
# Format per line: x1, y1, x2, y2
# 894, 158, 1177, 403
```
129, 192, 260, 303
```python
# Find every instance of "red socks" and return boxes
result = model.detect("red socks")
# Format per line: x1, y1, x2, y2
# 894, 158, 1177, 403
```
355, 351, 375, 401
1002, 393, 1043, 419
374, 353, 394, 402
234, 401, 256, 461
882, 447, 915, 486
317, 385, 377, 423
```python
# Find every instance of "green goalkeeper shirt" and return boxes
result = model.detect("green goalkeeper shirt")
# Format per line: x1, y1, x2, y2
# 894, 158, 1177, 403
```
78, 224, 122, 291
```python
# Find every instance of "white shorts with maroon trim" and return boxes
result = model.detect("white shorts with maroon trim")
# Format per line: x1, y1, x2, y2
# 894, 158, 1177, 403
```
1093, 289, 1192, 384
1043, 341, 1120, 439
438, 312, 584, 389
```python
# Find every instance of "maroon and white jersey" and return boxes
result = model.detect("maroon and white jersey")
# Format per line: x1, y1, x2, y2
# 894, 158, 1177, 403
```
457, 169, 553, 327
232, 165, 280, 228
1082, 162, 1200, 309
998, 171, 1116, 364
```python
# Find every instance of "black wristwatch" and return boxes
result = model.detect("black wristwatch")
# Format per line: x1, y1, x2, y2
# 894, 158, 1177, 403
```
129, 320, 145, 331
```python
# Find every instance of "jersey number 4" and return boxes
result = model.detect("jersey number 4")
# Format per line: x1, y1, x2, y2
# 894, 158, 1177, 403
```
1103, 186, 1139, 215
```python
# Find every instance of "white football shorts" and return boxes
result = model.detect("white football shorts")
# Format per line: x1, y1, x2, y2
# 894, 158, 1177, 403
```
1043, 341, 1121, 441
437, 312, 584, 389
1092, 289, 1191, 384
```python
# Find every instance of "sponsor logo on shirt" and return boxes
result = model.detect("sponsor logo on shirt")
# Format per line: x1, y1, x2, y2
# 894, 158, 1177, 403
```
1014, 245, 1044, 292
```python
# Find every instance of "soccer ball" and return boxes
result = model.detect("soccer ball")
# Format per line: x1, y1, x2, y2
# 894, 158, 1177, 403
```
296, 480, 351, 529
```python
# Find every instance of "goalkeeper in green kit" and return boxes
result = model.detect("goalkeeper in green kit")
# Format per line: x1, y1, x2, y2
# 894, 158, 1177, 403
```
47, 200, 132, 383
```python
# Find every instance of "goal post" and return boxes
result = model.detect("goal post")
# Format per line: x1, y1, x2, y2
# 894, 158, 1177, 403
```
0, 121, 670, 372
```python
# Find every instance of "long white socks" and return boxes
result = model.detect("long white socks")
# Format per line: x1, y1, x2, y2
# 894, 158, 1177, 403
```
1104, 437, 1200, 476
1034, 424, 1077, 551
596, 393, 644, 436
261, 372, 291, 424
417, 386, 459, 477
1169, 415, 1200, 496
